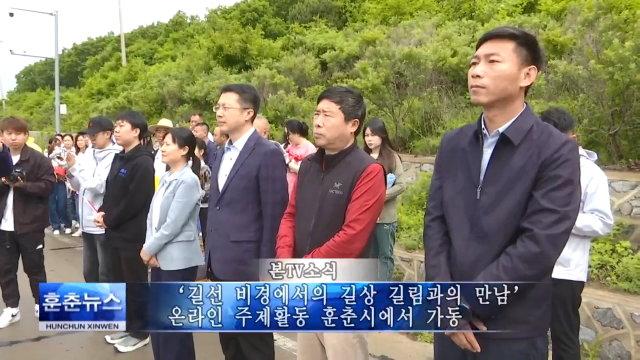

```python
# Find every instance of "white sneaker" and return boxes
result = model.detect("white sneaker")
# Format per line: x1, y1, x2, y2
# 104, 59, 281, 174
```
53, 230, 60, 235
0, 307, 20, 328
72, 230, 82, 237
72, 220, 79, 229
64, 228, 72, 235
35, 304, 39, 317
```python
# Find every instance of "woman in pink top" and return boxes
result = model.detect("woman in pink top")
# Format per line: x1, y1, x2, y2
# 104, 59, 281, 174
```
283, 119, 316, 195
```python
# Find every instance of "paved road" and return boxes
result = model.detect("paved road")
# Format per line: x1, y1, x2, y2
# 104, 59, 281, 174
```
0, 232, 430, 360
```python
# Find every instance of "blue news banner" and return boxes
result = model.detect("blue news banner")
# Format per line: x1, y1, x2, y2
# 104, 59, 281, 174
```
39, 282, 520, 332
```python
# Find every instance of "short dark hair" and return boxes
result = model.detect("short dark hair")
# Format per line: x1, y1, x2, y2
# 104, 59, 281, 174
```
476, 26, 544, 95
190, 112, 203, 119
219, 84, 261, 122
539, 107, 575, 134
0, 116, 29, 133
194, 122, 209, 132
116, 110, 148, 140
317, 86, 367, 137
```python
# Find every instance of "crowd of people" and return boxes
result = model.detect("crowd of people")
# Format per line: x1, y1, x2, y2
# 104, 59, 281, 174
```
0, 25, 615, 360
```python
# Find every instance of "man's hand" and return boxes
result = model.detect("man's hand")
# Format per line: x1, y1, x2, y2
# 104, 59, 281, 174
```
2, 177, 24, 188
445, 318, 487, 353
94, 212, 106, 228
66, 152, 76, 168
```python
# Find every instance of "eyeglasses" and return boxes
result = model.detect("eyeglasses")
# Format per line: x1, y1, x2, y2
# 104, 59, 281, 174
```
213, 104, 247, 113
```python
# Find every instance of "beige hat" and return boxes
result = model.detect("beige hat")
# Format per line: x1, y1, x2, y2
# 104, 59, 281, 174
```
149, 118, 174, 133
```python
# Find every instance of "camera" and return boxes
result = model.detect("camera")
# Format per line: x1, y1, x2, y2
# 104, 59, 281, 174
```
49, 146, 68, 167
7, 168, 25, 184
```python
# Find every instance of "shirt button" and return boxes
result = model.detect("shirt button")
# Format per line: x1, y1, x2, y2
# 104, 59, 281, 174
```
216, 206, 220, 210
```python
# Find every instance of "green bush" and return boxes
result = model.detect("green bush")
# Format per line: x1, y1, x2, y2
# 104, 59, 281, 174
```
397, 175, 640, 294
589, 222, 640, 294
397, 172, 431, 251
5, 0, 640, 164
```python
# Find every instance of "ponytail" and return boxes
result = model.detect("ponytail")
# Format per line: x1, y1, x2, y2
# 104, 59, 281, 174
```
190, 154, 201, 177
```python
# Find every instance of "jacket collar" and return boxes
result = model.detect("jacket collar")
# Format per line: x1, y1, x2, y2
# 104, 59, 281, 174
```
309, 141, 358, 170
473, 103, 536, 146
18, 145, 31, 161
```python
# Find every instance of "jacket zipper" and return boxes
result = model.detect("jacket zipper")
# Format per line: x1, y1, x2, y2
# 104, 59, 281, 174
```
305, 173, 324, 255
80, 151, 99, 231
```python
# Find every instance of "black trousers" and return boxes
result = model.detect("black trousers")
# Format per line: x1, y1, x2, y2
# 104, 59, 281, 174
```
0, 230, 47, 308
208, 271, 275, 360
82, 233, 112, 283
434, 333, 548, 360
199, 207, 208, 247
551, 278, 585, 360
150, 266, 198, 360
109, 246, 149, 339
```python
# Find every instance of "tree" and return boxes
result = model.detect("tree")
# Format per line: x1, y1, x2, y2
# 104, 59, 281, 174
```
5, 0, 639, 163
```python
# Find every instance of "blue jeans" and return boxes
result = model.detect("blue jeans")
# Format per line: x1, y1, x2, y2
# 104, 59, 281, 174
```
49, 182, 71, 230
68, 191, 78, 222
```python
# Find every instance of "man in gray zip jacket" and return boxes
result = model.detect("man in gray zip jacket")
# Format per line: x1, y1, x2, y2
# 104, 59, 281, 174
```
66, 116, 122, 282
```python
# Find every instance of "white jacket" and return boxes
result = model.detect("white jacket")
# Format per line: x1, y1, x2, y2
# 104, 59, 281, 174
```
67, 144, 122, 234
552, 148, 614, 282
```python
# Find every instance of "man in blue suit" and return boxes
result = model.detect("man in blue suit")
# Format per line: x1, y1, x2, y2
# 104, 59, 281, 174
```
205, 83, 289, 360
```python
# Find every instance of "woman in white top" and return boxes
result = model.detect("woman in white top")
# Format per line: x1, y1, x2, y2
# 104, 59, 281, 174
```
60, 134, 80, 232
140, 127, 203, 360
71, 134, 89, 236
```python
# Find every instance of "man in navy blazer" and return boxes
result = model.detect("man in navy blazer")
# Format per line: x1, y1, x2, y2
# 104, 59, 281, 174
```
205, 83, 289, 360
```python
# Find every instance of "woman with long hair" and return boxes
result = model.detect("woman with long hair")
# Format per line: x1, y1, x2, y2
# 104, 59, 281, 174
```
61, 134, 79, 232
194, 138, 211, 248
362, 119, 406, 281
282, 119, 316, 195
47, 137, 72, 235
75, 133, 88, 155
71, 133, 89, 236
141, 127, 204, 360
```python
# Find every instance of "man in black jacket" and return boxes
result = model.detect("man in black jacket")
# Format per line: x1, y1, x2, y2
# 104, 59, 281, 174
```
94, 111, 154, 353
0, 116, 55, 329
424, 27, 581, 359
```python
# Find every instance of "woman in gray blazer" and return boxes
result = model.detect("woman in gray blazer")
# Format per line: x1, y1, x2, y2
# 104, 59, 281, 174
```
140, 127, 204, 360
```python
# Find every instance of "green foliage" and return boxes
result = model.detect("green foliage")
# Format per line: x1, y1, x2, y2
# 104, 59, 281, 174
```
397, 172, 431, 251
5, 0, 640, 163
589, 222, 640, 294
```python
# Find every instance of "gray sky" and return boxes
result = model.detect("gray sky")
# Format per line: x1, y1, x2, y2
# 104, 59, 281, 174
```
0, 0, 238, 95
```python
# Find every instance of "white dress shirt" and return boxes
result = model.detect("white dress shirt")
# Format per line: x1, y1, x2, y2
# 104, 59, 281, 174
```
217, 127, 254, 192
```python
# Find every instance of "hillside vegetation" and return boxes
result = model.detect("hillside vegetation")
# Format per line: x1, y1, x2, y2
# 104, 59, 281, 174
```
5, 0, 639, 163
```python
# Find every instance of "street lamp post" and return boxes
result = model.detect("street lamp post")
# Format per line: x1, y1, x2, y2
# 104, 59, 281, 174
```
118, 0, 127, 66
8, 7, 60, 134
0, 40, 6, 116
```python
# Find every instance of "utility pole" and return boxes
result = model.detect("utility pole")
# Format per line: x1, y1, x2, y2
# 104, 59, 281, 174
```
54, 11, 60, 133
118, 0, 127, 66
0, 40, 5, 116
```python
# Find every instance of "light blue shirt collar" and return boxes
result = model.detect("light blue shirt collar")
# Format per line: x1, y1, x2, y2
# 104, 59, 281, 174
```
225, 127, 255, 152
481, 104, 526, 138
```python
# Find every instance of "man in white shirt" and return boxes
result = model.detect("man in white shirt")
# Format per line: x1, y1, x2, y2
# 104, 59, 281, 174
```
189, 112, 214, 142
540, 107, 614, 360
0, 116, 55, 329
